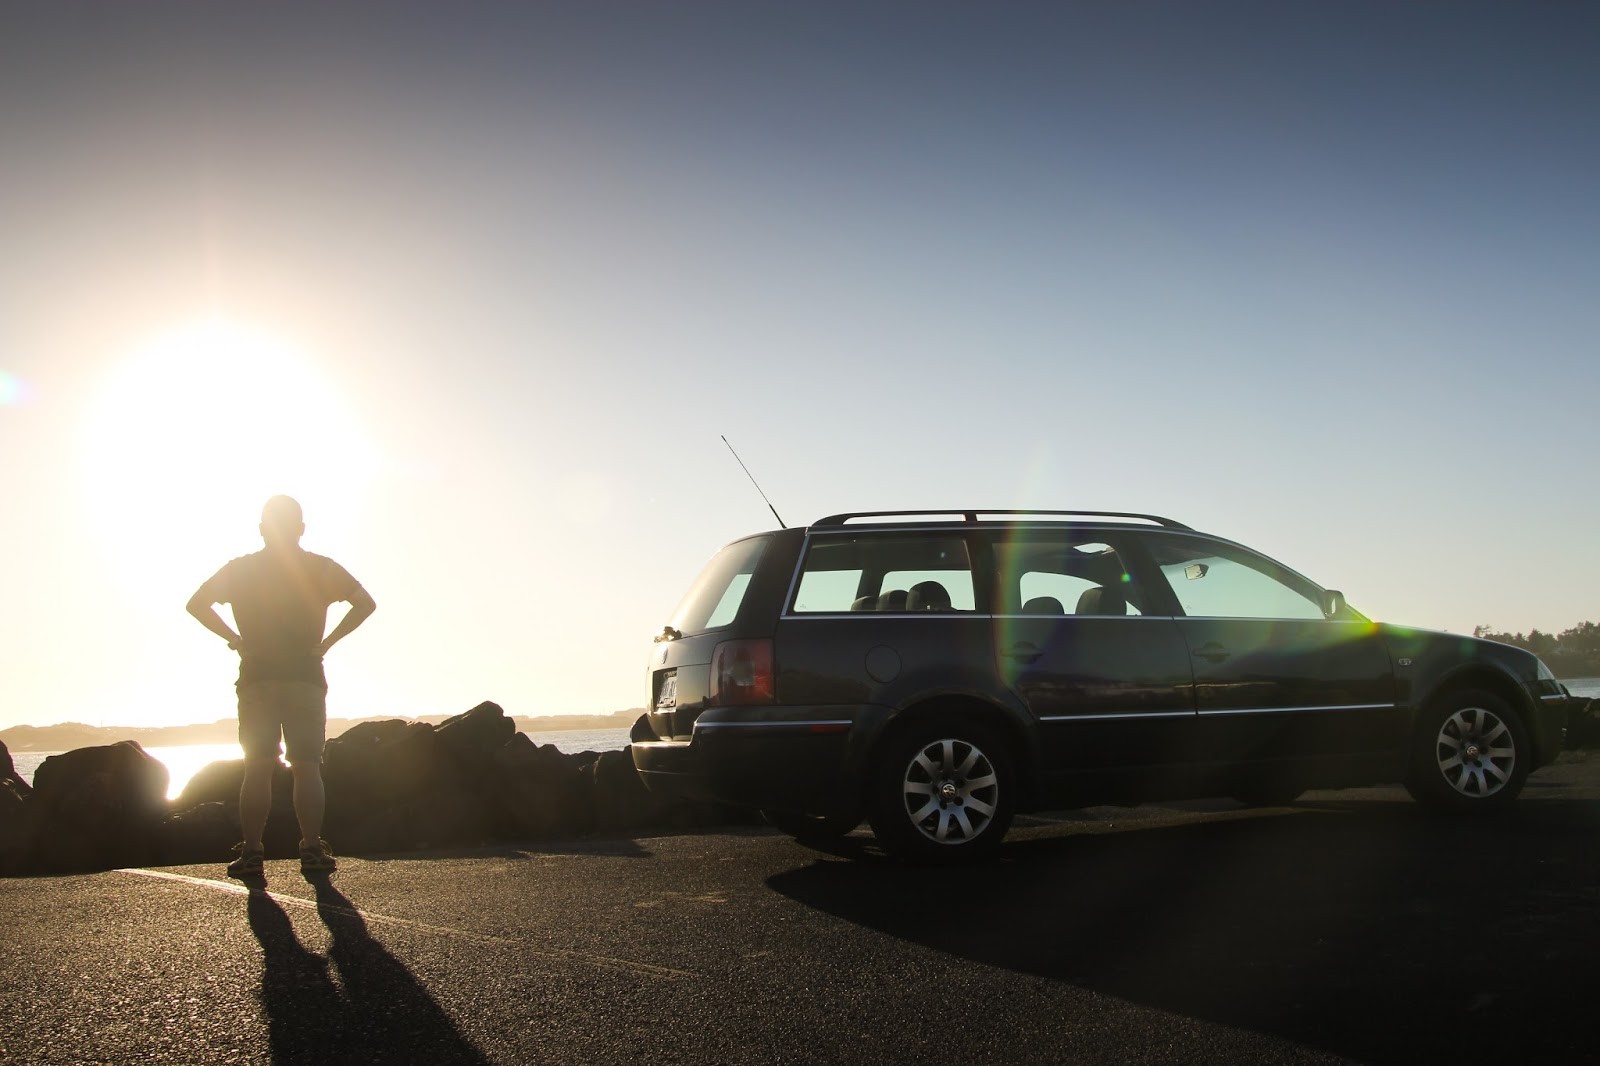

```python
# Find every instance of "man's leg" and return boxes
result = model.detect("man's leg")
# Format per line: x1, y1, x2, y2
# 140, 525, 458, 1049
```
289, 760, 326, 847
239, 757, 276, 851
235, 683, 281, 857
281, 681, 331, 853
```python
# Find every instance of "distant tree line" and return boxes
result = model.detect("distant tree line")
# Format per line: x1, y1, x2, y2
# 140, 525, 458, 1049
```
1473, 621, 1600, 678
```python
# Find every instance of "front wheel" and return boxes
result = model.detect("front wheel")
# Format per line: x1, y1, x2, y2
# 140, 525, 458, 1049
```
1405, 689, 1530, 813
867, 720, 1015, 864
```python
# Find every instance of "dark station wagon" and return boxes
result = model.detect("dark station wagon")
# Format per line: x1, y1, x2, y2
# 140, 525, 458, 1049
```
631, 510, 1572, 862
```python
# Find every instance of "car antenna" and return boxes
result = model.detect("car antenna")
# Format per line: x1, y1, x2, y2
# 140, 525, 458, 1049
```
721, 435, 786, 528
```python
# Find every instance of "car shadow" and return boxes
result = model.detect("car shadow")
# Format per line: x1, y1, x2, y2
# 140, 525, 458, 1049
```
766, 797, 1600, 1063
245, 881, 489, 1066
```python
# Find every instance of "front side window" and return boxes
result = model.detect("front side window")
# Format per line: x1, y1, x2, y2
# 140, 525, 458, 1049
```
668, 535, 770, 633
792, 534, 974, 613
1148, 535, 1324, 620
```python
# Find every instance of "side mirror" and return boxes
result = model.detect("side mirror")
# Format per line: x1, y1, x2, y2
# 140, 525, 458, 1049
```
1322, 590, 1347, 619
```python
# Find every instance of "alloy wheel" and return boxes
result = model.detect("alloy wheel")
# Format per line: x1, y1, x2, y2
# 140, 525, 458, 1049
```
1434, 704, 1517, 798
900, 737, 1001, 845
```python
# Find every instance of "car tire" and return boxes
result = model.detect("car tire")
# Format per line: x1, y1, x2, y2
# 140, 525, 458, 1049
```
867, 718, 1015, 864
1404, 689, 1531, 813
761, 809, 861, 841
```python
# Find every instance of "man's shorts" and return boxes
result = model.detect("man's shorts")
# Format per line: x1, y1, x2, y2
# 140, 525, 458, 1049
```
237, 680, 328, 765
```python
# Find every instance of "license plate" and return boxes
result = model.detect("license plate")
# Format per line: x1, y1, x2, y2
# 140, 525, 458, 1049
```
656, 672, 677, 710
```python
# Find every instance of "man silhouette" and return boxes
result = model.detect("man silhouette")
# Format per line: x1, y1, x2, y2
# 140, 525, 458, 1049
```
188, 496, 375, 878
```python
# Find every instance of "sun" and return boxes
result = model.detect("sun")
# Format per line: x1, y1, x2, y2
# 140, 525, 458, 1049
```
78, 317, 378, 596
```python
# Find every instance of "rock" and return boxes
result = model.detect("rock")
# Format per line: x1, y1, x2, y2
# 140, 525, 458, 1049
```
435, 701, 515, 773
322, 722, 468, 852
25, 741, 170, 873
592, 747, 668, 832
489, 734, 594, 838
0, 776, 29, 876
325, 721, 459, 809
157, 801, 241, 866
175, 758, 248, 809
0, 738, 19, 787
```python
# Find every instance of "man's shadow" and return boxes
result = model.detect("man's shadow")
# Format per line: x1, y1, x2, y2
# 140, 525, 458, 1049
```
246, 879, 488, 1066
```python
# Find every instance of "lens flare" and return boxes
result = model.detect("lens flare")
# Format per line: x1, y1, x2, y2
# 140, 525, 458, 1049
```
0, 370, 30, 406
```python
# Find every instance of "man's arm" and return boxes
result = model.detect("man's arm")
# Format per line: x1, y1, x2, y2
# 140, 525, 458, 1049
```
319, 584, 376, 657
186, 579, 243, 649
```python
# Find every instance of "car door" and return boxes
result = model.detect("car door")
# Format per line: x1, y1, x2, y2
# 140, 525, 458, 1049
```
989, 529, 1196, 781
1140, 532, 1400, 766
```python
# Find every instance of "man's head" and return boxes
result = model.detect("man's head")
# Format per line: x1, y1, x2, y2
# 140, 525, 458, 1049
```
259, 495, 305, 548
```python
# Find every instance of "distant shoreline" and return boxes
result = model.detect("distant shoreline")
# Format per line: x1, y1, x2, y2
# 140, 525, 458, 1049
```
0, 708, 644, 753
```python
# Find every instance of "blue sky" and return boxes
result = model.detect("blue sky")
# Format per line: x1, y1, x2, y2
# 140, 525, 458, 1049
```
1, 2, 1596, 729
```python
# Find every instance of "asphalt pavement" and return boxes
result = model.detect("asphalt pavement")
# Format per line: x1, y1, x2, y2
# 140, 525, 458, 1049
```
3, 753, 1598, 1065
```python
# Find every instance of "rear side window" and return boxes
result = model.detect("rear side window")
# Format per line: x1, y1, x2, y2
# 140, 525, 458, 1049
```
994, 534, 1146, 616
792, 535, 974, 613
668, 536, 771, 633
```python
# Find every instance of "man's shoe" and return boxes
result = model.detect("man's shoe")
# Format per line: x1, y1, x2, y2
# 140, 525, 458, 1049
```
300, 839, 337, 876
226, 844, 265, 879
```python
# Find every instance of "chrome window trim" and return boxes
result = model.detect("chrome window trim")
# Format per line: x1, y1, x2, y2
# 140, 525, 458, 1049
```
1540, 694, 1568, 703
1176, 615, 1353, 623
1040, 710, 1196, 722
781, 611, 996, 620
992, 613, 1168, 620
693, 719, 854, 732
1196, 702, 1395, 717
1040, 702, 1396, 722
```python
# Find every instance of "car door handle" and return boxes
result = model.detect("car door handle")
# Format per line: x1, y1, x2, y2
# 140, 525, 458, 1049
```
1193, 642, 1230, 664
1003, 642, 1042, 663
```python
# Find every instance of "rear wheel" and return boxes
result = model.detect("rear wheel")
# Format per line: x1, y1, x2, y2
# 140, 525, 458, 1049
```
868, 719, 1015, 863
1405, 689, 1530, 812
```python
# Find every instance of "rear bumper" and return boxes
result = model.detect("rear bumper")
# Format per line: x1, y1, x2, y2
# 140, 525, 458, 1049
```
631, 705, 876, 816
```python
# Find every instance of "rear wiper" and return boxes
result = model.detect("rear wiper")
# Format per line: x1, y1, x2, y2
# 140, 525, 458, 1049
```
654, 626, 683, 643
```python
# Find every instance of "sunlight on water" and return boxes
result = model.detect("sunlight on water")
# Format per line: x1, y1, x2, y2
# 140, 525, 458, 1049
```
142, 743, 246, 799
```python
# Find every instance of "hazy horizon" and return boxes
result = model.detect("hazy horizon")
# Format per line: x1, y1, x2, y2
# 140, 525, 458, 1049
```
3, 2, 1596, 731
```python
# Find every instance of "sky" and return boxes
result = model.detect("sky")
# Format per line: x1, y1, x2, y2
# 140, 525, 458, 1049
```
1, 1, 1597, 731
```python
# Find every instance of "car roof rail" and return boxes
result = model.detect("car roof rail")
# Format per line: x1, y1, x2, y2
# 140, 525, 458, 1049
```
812, 509, 1192, 529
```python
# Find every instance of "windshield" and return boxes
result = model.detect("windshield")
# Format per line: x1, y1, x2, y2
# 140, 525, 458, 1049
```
667, 535, 771, 634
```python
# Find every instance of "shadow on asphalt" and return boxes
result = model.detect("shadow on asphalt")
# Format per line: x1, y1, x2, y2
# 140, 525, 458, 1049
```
766, 797, 1600, 1064
245, 880, 489, 1065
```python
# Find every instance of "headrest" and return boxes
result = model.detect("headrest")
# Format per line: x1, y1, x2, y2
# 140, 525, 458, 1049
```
1022, 595, 1065, 614
877, 588, 908, 611
906, 580, 952, 611
1075, 586, 1127, 615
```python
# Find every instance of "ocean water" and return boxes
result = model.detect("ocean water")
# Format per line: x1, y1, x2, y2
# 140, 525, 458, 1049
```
8, 727, 633, 801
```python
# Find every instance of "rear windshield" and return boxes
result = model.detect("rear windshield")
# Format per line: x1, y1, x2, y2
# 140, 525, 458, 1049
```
668, 535, 771, 634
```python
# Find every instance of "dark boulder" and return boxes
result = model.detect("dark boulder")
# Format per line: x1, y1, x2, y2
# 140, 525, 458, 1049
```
0, 777, 29, 876
325, 720, 460, 810
436, 701, 516, 774
489, 734, 594, 838
322, 721, 478, 853
175, 758, 247, 808
157, 801, 241, 866
592, 748, 667, 832
25, 741, 170, 873
0, 738, 20, 787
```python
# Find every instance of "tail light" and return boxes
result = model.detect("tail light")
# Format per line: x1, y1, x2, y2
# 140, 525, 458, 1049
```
708, 639, 776, 706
